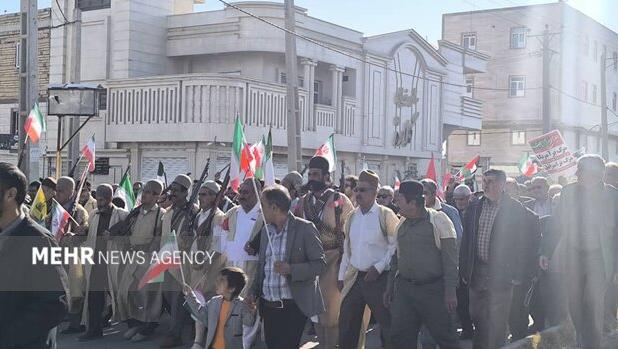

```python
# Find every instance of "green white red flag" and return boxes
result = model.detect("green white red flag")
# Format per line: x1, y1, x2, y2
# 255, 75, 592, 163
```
24, 103, 46, 143
315, 134, 337, 173
115, 169, 136, 210
519, 153, 539, 177
50, 200, 72, 241
263, 129, 275, 187
249, 140, 264, 179
425, 153, 437, 182
230, 116, 253, 191
138, 234, 181, 289
457, 155, 480, 181
82, 135, 96, 172
394, 176, 400, 191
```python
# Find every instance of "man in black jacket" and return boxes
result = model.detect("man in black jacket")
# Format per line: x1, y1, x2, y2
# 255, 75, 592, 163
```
460, 169, 539, 349
0, 162, 69, 349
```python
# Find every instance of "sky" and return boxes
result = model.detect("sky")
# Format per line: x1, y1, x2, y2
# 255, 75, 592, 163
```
1, 0, 616, 44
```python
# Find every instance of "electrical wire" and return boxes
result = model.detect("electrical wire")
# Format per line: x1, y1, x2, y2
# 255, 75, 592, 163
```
215, 0, 543, 93
54, 0, 68, 23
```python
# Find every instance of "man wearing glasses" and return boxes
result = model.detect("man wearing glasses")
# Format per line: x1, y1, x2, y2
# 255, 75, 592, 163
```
377, 185, 399, 215
338, 170, 399, 349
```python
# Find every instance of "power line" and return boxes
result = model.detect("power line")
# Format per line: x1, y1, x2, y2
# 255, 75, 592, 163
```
54, 0, 68, 23
215, 0, 543, 93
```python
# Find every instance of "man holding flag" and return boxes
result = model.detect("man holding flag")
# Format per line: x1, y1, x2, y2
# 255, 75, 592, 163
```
298, 156, 354, 349
115, 180, 166, 343
51, 177, 90, 335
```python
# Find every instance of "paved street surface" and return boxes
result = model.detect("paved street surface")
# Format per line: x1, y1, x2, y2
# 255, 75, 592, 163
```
56, 315, 474, 349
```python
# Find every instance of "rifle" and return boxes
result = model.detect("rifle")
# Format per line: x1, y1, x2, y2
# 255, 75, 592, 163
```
339, 160, 345, 193
171, 158, 210, 235
195, 167, 231, 253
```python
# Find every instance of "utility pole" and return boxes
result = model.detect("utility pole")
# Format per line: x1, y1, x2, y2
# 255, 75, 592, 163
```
67, 1, 82, 176
284, 0, 302, 171
542, 25, 552, 133
601, 50, 609, 160
18, 0, 38, 178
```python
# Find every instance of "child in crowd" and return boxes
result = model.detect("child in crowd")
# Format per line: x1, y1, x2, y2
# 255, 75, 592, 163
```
183, 267, 256, 349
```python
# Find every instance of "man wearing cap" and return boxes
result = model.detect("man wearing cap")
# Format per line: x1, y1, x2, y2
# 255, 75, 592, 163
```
384, 180, 460, 349
79, 184, 129, 341
460, 169, 539, 349
189, 180, 228, 349
298, 156, 354, 348
159, 174, 199, 348
114, 180, 166, 342
452, 184, 472, 217
338, 170, 399, 349
281, 171, 304, 216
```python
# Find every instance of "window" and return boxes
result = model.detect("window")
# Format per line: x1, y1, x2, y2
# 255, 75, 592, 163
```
10, 110, 19, 136
77, 0, 111, 11
613, 92, 617, 111
581, 81, 588, 101
465, 77, 474, 97
592, 84, 597, 104
510, 27, 527, 49
14, 42, 20, 69
467, 131, 481, 146
313, 81, 321, 104
462, 33, 477, 50
279, 72, 303, 86
509, 76, 525, 97
583, 36, 589, 56
511, 130, 526, 145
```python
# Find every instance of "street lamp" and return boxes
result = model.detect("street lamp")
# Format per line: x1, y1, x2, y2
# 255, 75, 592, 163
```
47, 83, 104, 178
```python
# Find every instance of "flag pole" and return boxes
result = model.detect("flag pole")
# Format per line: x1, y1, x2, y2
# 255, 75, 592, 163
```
17, 134, 30, 168
172, 230, 187, 286
249, 177, 275, 254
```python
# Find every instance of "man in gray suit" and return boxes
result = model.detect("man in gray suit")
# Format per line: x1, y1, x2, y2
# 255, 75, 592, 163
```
246, 185, 326, 348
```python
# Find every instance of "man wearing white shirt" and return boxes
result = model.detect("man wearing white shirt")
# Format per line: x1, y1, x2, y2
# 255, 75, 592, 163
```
221, 178, 263, 297
337, 170, 399, 349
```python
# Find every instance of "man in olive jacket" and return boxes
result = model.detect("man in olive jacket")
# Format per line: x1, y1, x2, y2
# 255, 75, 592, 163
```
0, 162, 69, 349
459, 169, 539, 349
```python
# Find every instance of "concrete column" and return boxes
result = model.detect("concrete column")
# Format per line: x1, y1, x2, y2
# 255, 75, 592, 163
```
330, 65, 345, 132
302, 59, 317, 130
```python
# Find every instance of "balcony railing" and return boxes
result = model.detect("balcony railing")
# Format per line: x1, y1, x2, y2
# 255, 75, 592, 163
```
106, 74, 356, 143
461, 96, 483, 119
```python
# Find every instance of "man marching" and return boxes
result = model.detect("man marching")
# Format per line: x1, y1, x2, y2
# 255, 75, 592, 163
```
298, 156, 354, 348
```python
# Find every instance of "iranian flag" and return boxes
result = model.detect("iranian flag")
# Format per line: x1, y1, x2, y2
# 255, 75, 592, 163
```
115, 170, 136, 210
457, 155, 480, 181
230, 117, 251, 191
249, 140, 264, 179
50, 200, 72, 241
82, 135, 96, 172
394, 176, 401, 191
425, 153, 437, 182
519, 153, 539, 177
138, 234, 181, 289
24, 103, 46, 143
315, 134, 337, 173
263, 129, 275, 187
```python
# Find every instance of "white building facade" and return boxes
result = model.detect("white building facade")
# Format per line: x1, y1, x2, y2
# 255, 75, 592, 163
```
443, 3, 618, 176
29, 0, 487, 184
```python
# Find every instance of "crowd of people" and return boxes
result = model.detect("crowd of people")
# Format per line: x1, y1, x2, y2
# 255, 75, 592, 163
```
1, 153, 618, 349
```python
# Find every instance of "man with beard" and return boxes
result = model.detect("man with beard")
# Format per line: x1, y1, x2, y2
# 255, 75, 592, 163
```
79, 180, 98, 215
223, 178, 263, 297
0, 162, 69, 349
52, 177, 90, 336
115, 180, 166, 343
159, 174, 198, 348
188, 180, 227, 349
298, 156, 354, 349
344, 175, 359, 207
79, 184, 129, 341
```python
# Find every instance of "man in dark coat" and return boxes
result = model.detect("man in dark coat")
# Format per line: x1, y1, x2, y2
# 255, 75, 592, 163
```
0, 162, 69, 349
460, 169, 539, 349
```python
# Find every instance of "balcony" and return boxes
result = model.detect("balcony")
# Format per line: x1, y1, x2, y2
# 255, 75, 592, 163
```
105, 74, 358, 149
